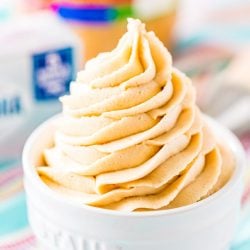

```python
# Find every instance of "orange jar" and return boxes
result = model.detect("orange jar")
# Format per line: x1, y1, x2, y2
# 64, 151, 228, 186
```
53, 0, 178, 61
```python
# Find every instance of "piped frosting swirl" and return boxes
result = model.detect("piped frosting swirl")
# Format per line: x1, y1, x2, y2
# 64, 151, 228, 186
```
38, 19, 234, 212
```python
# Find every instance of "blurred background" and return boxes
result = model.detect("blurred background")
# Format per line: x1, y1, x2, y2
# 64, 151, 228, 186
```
0, 0, 249, 249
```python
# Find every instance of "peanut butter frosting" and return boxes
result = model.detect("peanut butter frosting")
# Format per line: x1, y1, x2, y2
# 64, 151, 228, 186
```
37, 18, 235, 212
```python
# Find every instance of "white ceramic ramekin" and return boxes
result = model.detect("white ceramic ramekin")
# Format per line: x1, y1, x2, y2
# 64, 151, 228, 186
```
22, 115, 246, 250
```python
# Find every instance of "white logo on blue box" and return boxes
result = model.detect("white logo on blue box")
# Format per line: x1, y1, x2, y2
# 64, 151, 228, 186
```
33, 47, 74, 100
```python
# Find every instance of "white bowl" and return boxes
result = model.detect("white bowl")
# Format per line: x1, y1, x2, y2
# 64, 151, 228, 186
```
22, 115, 246, 250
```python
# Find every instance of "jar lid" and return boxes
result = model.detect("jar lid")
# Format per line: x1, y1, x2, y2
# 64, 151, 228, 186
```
52, 2, 134, 23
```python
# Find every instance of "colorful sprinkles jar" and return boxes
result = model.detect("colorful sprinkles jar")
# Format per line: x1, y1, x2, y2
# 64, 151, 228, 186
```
52, 0, 178, 61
